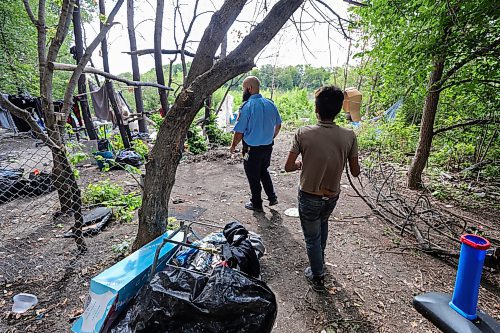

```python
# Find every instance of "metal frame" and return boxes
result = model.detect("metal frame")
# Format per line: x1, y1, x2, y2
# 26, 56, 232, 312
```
149, 220, 223, 280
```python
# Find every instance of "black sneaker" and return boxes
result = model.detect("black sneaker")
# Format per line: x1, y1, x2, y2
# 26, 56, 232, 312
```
304, 267, 325, 292
269, 199, 279, 206
245, 202, 263, 213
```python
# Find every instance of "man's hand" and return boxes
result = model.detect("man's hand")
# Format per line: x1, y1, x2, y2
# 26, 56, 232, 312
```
230, 132, 243, 155
285, 152, 301, 172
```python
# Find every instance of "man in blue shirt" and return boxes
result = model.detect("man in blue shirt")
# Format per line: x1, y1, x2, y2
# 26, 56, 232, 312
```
230, 76, 282, 212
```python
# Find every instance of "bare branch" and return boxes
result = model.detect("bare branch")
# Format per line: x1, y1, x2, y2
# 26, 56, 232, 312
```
46, 0, 76, 64
343, 0, 368, 7
433, 118, 499, 136
125, 49, 221, 59
49, 62, 173, 90
186, 0, 247, 86
313, 0, 351, 39
22, 0, 38, 26
0, 95, 61, 150
181, 0, 201, 85
61, 0, 125, 117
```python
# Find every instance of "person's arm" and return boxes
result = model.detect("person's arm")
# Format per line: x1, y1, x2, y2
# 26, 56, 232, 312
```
284, 152, 302, 172
348, 133, 360, 177
273, 124, 281, 138
230, 132, 243, 153
230, 105, 249, 153
274, 105, 282, 138
348, 156, 360, 177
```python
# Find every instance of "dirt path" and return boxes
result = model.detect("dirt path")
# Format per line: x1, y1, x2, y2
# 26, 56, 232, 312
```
1, 132, 498, 332
173, 132, 499, 333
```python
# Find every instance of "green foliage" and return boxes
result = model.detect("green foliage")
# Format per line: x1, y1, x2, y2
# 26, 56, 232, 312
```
186, 123, 207, 155
205, 113, 232, 146
66, 142, 90, 166
250, 64, 334, 91
111, 239, 131, 255
167, 217, 180, 230
274, 88, 315, 125
83, 180, 142, 223
149, 113, 164, 130
357, 116, 419, 163
0, 0, 76, 97
131, 139, 149, 161
109, 133, 125, 151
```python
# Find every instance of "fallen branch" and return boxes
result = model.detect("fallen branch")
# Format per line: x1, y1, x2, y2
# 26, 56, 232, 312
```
48, 62, 173, 90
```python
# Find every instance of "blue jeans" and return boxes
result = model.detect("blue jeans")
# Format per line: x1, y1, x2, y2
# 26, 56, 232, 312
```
298, 191, 339, 278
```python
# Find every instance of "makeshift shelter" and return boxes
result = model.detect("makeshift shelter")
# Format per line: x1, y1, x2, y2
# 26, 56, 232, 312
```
343, 87, 362, 122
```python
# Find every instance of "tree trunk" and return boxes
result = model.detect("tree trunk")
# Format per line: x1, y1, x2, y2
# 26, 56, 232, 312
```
127, 0, 148, 134
73, 0, 98, 140
133, 0, 305, 251
343, 37, 352, 90
407, 59, 445, 188
154, 0, 169, 113
99, 0, 131, 148
365, 73, 379, 118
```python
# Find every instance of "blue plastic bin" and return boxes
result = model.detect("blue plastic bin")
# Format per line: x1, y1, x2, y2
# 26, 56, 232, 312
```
449, 234, 490, 320
94, 150, 114, 170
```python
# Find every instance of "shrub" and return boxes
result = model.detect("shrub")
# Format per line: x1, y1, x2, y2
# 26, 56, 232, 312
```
187, 123, 207, 155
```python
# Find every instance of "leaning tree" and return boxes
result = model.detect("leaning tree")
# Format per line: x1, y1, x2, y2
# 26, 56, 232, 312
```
134, 0, 311, 249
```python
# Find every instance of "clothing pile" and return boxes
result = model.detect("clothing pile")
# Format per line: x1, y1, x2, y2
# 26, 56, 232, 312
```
111, 221, 276, 333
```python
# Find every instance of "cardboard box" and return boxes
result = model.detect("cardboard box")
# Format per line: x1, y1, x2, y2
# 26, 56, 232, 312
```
71, 230, 184, 333
343, 88, 362, 122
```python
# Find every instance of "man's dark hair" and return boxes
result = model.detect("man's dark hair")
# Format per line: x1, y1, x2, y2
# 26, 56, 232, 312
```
314, 86, 344, 121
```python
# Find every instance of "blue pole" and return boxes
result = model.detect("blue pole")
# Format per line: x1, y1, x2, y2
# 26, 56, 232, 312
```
449, 234, 490, 320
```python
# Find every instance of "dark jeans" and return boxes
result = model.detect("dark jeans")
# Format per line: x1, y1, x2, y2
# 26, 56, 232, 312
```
243, 143, 277, 209
298, 191, 339, 278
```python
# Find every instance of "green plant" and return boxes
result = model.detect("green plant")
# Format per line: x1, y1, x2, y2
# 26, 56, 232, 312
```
131, 139, 149, 160
83, 180, 142, 223
109, 133, 124, 151
150, 112, 164, 130
167, 216, 180, 230
205, 113, 232, 146
187, 123, 207, 154
111, 239, 131, 254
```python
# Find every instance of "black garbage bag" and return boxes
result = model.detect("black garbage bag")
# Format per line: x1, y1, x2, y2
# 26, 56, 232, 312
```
223, 221, 260, 278
115, 149, 142, 168
111, 265, 277, 333
0, 168, 28, 203
27, 171, 55, 196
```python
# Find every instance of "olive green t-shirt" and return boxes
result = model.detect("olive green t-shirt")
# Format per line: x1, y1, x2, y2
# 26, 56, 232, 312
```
290, 120, 358, 196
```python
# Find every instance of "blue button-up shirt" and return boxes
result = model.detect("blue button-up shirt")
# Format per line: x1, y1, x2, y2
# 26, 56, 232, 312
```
233, 94, 282, 146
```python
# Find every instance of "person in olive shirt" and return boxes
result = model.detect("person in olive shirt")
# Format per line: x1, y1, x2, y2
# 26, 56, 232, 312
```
284, 86, 360, 291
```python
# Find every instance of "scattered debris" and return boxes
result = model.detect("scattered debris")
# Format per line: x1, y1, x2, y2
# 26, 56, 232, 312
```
11, 293, 38, 313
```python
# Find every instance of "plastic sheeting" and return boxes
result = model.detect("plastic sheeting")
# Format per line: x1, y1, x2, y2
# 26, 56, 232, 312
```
111, 265, 277, 333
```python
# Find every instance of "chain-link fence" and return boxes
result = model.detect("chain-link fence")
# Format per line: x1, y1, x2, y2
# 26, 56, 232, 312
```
0, 122, 142, 332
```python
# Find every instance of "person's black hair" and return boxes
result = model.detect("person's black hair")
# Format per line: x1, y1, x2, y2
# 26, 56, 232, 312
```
314, 86, 344, 121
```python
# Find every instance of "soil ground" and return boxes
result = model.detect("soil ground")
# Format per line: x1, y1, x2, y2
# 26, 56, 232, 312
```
0, 131, 499, 333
